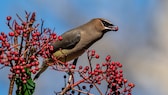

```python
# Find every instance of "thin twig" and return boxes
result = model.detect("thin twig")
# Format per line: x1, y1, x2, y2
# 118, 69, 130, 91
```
0, 65, 5, 69
8, 76, 16, 95
59, 72, 73, 95
93, 83, 103, 95
16, 14, 24, 22
87, 51, 93, 72
40, 19, 44, 34
72, 88, 94, 95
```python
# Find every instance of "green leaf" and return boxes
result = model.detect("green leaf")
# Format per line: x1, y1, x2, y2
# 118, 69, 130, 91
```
15, 69, 36, 95
26, 78, 35, 91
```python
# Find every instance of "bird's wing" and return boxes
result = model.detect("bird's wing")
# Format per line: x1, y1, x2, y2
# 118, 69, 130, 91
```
51, 30, 81, 52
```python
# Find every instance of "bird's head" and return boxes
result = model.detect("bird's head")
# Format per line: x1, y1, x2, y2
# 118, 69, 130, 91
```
91, 18, 118, 33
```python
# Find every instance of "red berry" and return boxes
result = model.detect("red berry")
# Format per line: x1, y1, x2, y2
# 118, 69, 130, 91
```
118, 63, 122, 68
35, 67, 39, 71
12, 66, 16, 70
116, 62, 122, 67
15, 65, 20, 69
112, 66, 117, 71
128, 83, 135, 88
127, 93, 132, 95
119, 73, 123, 77
14, 51, 19, 55
32, 70, 36, 74
22, 22, 27, 26
6, 16, 12, 21
123, 79, 128, 83
36, 32, 40, 36
111, 61, 115, 65
30, 62, 36, 66
3, 34, 7, 39
91, 50, 95, 56
21, 77, 26, 81
71, 65, 76, 69
19, 57, 24, 62
106, 55, 111, 61
98, 70, 102, 73
26, 64, 31, 68
119, 70, 123, 73
18, 26, 23, 30
95, 54, 100, 59
112, 83, 116, 86
5, 42, 10, 48
9, 32, 14, 36
23, 33, 27, 37
0, 35, 3, 40
58, 36, 63, 41
96, 64, 100, 69
15, 70, 20, 74
102, 63, 106, 66
34, 61, 39, 66
13, 57, 19, 61
21, 69, 25, 73
97, 81, 101, 85
30, 55, 35, 59
22, 62, 26, 65
20, 66, 24, 70
32, 33, 36, 37
23, 80, 27, 84
16, 30, 21, 35
79, 65, 83, 69
85, 66, 89, 70
52, 35, 57, 39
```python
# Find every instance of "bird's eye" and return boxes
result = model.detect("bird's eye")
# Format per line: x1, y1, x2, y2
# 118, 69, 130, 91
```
101, 20, 113, 27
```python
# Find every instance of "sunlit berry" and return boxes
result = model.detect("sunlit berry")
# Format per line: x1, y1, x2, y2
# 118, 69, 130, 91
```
6, 16, 12, 21
71, 65, 76, 69
58, 36, 63, 41
95, 54, 100, 59
96, 64, 100, 69
91, 50, 95, 56
15, 70, 20, 74
35, 67, 39, 71
128, 83, 135, 88
21, 69, 25, 73
13, 57, 19, 61
23, 80, 27, 84
123, 79, 128, 83
9, 32, 14, 36
106, 55, 111, 61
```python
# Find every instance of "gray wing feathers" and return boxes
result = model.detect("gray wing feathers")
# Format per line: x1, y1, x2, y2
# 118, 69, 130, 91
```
51, 30, 81, 52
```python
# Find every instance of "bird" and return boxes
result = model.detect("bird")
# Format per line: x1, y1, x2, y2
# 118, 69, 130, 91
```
33, 18, 118, 80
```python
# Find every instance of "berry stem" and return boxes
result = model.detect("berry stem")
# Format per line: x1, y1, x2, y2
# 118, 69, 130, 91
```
8, 74, 16, 95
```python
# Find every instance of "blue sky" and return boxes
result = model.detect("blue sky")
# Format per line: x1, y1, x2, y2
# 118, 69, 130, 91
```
1, 0, 168, 95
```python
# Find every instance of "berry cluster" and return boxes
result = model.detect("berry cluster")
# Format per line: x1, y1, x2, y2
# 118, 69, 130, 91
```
61, 50, 134, 95
0, 12, 61, 83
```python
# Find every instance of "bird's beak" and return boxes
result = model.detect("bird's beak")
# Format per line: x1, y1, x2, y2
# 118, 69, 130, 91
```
105, 25, 118, 32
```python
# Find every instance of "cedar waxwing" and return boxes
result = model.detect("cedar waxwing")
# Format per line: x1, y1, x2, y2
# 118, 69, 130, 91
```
34, 18, 118, 80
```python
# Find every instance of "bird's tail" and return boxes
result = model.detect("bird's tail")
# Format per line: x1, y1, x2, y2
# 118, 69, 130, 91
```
33, 61, 49, 80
